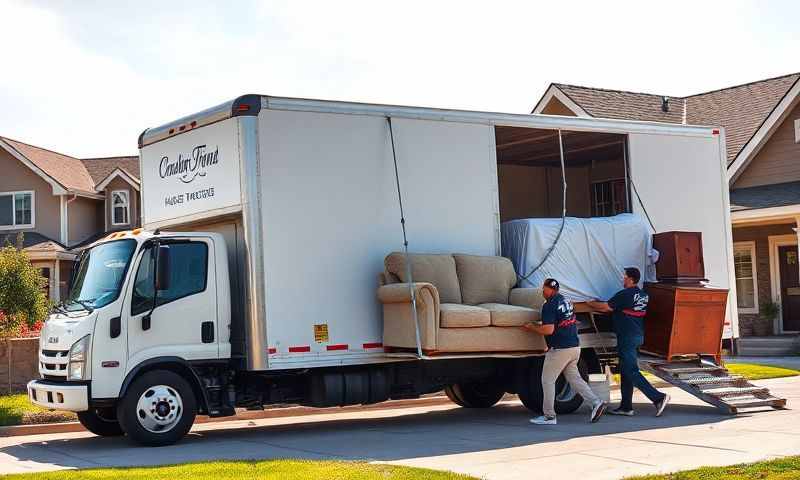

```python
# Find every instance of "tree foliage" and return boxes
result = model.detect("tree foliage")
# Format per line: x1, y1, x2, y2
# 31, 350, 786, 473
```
0, 233, 49, 338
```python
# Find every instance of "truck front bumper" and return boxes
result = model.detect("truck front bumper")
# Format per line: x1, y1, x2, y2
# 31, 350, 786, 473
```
27, 379, 89, 412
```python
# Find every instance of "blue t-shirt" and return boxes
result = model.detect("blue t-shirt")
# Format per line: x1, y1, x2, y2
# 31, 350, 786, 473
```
608, 286, 649, 341
541, 293, 579, 349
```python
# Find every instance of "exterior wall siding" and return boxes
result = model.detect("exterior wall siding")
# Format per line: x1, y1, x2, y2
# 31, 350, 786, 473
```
67, 196, 102, 246
734, 102, 800, 188
732, 223, 795, 335
540, 97, 579, 116
0, 149, 61, 241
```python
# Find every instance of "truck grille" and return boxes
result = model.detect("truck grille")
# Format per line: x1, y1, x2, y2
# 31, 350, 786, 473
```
39, 349, 69, 378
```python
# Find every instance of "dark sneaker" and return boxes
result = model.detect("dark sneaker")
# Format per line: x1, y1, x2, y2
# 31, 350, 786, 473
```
608, 406, 635, 416
590, 401, 607, 423
655, 394, 670, 417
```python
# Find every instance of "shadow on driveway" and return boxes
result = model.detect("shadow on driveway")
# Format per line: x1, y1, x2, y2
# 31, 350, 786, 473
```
1, 400, 763, 473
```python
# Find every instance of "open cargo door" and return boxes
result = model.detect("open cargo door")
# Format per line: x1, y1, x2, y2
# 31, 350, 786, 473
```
626, 131, 738, 339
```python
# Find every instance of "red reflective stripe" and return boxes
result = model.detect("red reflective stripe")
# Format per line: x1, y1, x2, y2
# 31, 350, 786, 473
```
268, 347, 277, 355
288, 346, 311, 353
326, 344, 348, 351
623, 309, 646, 317
363, 342, 383, 349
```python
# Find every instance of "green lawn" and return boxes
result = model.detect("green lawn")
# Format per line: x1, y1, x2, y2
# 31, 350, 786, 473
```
725, 362, 800, 380
626, 455, 800, 479
0, 393, 75, 427
0, 460, 477, 480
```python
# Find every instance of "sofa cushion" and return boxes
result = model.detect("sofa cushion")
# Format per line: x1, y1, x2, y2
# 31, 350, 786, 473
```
453, 254, 517, 305
478, 303, 538, 327
440, 303, 491, 328
385, 253, 462, 304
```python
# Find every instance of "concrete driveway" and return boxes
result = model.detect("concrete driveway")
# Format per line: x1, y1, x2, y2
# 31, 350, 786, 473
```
1, 377, 798, 480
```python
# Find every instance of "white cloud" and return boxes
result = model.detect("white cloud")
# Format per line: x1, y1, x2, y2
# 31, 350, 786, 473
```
0, 0, 797, 157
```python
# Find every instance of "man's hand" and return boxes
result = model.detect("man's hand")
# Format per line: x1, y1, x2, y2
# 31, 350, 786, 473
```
521, 322, 554, 336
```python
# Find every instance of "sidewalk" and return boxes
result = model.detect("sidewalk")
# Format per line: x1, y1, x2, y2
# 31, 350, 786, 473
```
0, 377, 796, 479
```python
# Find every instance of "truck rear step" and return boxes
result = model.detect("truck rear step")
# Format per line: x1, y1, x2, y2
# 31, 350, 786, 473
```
638, 355, 786, 414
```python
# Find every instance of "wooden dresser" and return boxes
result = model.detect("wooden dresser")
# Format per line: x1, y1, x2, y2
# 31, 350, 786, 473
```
642, 282, 728, 361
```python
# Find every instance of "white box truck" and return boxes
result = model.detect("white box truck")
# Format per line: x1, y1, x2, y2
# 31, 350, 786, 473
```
27, 95, 736, 446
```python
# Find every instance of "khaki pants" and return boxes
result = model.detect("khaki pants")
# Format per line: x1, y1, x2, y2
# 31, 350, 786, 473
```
542, 346, 599, 418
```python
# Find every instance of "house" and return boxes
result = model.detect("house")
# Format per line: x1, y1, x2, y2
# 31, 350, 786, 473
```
533, 73, 800, 345
0, 136, 140, 301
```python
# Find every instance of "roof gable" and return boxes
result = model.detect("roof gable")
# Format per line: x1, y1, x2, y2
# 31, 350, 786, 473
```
539, 73, 800, 168
80, 156, 140, 184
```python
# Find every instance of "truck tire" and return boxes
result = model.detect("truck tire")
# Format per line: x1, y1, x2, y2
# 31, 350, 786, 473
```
447, 381, 504, 408
517, 357, 590, 415
77, 408, 124, 437
117, 370, 197, 447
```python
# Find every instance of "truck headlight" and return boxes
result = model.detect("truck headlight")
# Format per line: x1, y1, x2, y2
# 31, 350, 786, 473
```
68, 334, 91, 380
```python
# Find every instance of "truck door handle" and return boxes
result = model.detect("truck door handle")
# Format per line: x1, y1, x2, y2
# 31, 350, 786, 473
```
142, 314, 151, 331
201, 321, 214, 343
110, 317, 121, 338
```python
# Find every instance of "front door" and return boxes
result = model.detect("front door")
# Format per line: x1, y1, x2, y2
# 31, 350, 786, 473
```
125, 237, 219, 366
778, 245, 800, 332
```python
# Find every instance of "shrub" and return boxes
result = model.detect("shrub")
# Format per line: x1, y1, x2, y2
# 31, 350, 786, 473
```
0, 235, 49, 338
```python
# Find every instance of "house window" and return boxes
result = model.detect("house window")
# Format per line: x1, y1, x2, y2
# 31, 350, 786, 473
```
592, 179, 628, 217
734, 242, 758, 314
111, 190, 130, 225
0, 191, 34, 229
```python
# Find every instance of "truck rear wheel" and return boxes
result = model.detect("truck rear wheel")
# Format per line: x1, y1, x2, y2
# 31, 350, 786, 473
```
117, 370, 197, 447
445, 381, 504, 408
77, 407, 124, 437
518, 357, 589, 415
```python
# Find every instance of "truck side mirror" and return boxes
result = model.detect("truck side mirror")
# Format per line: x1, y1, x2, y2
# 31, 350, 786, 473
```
156, 245, 171, 292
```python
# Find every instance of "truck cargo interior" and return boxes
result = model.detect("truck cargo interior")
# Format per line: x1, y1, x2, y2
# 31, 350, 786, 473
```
494, 127, 630, 221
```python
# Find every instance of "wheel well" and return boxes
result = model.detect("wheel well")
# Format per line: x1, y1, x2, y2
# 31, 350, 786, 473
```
120, 359, 209, 415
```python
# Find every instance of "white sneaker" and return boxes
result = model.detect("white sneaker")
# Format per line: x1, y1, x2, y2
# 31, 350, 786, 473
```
590, 401, 607, 423
530, 415, 557, 425
655, 394, 670, 417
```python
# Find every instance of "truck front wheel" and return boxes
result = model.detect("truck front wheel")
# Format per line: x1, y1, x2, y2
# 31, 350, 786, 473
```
77, 407, 124, 437
117, 370, 197, 447
445, 381, 504, 408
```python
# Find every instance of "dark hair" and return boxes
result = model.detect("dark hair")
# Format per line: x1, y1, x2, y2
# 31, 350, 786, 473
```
624, 267, 641, 284
543, 278, 560, 291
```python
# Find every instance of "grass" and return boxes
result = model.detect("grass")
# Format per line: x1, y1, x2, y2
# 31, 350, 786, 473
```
725, 363, 800, 380
0, 393, 75, 427
625, 455, 800, 479
0, 460, 477, 480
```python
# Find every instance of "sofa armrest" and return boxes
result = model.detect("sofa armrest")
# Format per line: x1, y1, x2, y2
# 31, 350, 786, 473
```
378, 282, 439, 304
379, 282, 440, 351
509, 287, 545, 311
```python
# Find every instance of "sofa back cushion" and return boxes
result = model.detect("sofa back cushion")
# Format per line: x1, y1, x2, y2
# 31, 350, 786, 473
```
453, 254, 517, 305
384, 252, 462, 304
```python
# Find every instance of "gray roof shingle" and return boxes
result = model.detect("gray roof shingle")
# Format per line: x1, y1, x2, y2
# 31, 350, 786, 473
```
729, 181, 800, 211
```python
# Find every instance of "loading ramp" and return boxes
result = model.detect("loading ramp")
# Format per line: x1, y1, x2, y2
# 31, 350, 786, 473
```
638, 354, 787, 414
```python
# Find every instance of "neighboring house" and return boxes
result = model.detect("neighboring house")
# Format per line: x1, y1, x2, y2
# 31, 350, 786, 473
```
0, 136, 140, 301
533, 73, 800, 339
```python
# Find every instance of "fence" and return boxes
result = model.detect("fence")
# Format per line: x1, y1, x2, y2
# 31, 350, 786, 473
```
0, 337, 39, 393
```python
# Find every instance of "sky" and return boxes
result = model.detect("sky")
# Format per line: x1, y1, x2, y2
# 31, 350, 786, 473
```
1, 0, 798, 158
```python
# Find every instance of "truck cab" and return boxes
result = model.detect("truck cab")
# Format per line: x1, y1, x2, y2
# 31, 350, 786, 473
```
28, 229, 230, 445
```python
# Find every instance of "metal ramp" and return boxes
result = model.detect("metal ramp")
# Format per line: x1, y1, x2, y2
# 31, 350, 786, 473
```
638, 355, 787, 414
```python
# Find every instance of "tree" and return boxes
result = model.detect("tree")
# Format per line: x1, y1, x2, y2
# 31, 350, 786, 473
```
0, 234, 49, 338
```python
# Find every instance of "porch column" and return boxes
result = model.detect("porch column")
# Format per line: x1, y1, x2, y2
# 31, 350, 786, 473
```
52, 259, 60, 303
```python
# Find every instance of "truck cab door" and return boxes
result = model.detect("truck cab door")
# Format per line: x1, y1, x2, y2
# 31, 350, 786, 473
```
125, 238, 219, 367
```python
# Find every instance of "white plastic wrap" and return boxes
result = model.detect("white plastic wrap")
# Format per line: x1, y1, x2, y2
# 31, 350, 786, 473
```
502, 214, 658, 303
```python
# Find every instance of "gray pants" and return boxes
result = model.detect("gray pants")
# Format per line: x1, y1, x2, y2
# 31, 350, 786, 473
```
542, 346, 599, 417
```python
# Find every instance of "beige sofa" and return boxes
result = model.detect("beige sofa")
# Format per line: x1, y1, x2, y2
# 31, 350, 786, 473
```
378, 252, 548, 354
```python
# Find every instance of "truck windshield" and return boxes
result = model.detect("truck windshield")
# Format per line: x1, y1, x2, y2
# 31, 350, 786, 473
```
65, 239, 137, 311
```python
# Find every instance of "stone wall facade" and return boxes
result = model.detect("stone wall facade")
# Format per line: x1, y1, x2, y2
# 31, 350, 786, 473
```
0, 338, 39, 393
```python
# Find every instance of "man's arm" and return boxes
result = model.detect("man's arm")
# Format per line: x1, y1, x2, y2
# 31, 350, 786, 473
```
586, 300, 613, 313
522, 322, 554, 335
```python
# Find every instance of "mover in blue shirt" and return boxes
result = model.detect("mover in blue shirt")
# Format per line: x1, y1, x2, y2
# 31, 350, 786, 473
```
522, 278, 607, 425
588, 267, 669, 417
